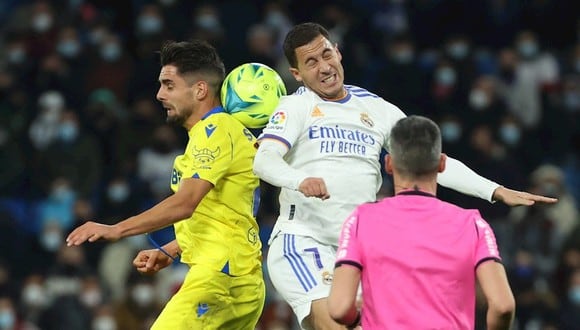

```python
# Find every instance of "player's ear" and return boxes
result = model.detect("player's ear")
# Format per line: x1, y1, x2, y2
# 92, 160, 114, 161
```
193, 81, 208, 100
385, 154, 393, 175
438, 153, 447, 173
289, 67, 302, 82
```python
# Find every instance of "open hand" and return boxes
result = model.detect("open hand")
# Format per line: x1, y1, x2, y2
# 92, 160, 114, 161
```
66, 221, 121, 246
493, 186, 558, 206
132, 249, 174, 274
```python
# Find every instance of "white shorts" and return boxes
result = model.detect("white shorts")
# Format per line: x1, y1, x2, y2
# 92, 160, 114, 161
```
266, 232, 337, 329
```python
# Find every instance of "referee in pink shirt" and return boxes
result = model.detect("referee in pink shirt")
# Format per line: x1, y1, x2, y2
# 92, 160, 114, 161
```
328, 115, 515, 330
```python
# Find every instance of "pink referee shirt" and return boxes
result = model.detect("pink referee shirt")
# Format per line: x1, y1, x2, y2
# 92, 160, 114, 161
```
335, 190, 502, 329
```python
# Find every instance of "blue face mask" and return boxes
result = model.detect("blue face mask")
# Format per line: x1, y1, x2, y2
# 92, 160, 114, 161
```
440, 122, 461, 143
499, 124, 521, 146
57, 40, 81, 58
0, 310, 15, 329
59, 122, 79, 142
568, 286, 580, 305
7, 48, 26, 64
107, 183, 129, 202
518, 41, 538, 58
100, 44, 121, 62
137, 15, 162, 34
436, 67, 456, 86
447, 42, 469, 59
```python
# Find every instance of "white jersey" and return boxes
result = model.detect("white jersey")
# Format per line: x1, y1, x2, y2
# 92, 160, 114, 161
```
259, 85, 406, 246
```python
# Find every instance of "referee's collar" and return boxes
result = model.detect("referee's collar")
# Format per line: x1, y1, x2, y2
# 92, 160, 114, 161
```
396, 190, 437, 198
201, 106, 225, 120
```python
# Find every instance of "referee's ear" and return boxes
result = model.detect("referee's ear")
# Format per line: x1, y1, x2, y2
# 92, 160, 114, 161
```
438, 153, 447, 173
384, 154, 393, 175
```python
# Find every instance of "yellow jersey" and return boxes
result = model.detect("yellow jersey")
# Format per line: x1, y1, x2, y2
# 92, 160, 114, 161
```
170, 106, 261, 276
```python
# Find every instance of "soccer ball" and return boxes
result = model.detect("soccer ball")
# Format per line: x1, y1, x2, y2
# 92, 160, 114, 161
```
221, 62, 287, 128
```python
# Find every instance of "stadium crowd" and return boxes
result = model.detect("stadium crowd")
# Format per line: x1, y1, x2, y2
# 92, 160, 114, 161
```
0, 0, 578, 329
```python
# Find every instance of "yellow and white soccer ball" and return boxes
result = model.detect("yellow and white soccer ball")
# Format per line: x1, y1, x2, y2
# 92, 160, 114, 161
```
221, 62, 287, 128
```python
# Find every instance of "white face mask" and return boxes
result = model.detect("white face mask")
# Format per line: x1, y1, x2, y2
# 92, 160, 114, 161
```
32, 13, 53, 32
7, 48, 26, 64
469, 89, 490, 110
92, 316, 117, 330
499, 124, 521, 146
22, 284, 49, 307
435, 67, 456, 86
131, 284, 155, 306
40, 231, 63, 252
80, 289, 102, 308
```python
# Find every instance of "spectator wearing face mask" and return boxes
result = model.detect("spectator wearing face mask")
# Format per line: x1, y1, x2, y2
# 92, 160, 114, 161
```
19, 274, 49, 326
32, 110, 102, 199
99, 174, 145, 225
113, 271, 163, 330
374, 34, 428, 116
85, 32, 134, 104
0, 296, 38, 330
558, 268, 580, 329
465, 75, 508, 130
136, 125, 182, 203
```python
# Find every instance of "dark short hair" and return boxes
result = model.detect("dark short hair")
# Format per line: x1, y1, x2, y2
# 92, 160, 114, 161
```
283, 22, 331, 68
159, 40, 225, 96
388, 115, 442, 177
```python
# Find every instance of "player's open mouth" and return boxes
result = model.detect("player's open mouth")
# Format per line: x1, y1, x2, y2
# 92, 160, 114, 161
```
321, 74, 336, 84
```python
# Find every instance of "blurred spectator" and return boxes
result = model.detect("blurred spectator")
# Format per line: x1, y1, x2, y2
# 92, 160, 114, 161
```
136, 125, 182, 202
374, 34, 427, 116
27, 90, 65, 151
37, 178, 76, 232
19, 274, 48, 326
25, 1, 58, 59
514, 30, 560, 92
113, 270, 163, 330
98, 174, 145, 225
437, 114, 470, 160
464, 75, 506, 130
91, 304, 118, 330
442, 34, 479, 97
33, 110, 102, 198
243, 24, 278, 69
134, 4, 167, 42
85, 32, 134, 104
429, 58, 466, 117
0, 295, 39, 330
507, 249, 558, 330
98, 236, 149, 303
495, 47, 543, 130
558, 268, 580, 329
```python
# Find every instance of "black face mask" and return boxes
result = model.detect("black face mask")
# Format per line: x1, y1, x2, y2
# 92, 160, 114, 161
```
152, 139, 172, 154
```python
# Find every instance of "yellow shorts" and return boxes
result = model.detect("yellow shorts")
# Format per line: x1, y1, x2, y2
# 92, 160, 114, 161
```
151, 264, 265, 330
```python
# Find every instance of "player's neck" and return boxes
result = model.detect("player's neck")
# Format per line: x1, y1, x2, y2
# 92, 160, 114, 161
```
393, 178, 437, 196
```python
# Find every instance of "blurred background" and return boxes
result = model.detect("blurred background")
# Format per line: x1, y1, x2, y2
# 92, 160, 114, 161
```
0, 0, 578, 329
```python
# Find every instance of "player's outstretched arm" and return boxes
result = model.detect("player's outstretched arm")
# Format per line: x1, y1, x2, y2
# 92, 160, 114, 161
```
437, 156, 558, 206
476, 261, 515, 330
492, 186, 558, 206
66, 178, 213, 246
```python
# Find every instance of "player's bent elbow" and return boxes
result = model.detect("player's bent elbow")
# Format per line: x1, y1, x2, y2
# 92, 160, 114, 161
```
327, 297, 351, 324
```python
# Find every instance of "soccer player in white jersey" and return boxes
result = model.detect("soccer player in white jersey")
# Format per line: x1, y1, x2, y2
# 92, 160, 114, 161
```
253, 22, 557, 330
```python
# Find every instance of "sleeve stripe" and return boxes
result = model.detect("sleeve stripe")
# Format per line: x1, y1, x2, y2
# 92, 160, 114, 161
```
475, 257, 502, 270
259, 134, 291, 150
335, 260, 363, 271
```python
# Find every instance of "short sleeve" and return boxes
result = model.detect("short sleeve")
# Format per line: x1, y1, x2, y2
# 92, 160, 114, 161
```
335, 208, 362, 270
473, 213, 502, 268
258, 96, 307, 150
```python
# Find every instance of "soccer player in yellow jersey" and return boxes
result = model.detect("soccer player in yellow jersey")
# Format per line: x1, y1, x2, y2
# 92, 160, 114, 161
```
66, 40, 265, 329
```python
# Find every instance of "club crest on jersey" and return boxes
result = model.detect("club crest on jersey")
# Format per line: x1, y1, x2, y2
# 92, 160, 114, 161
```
266, 111, 287, 131
192, 145, 220, 167
322, 271, 333, 285
360, 112, 374, 128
